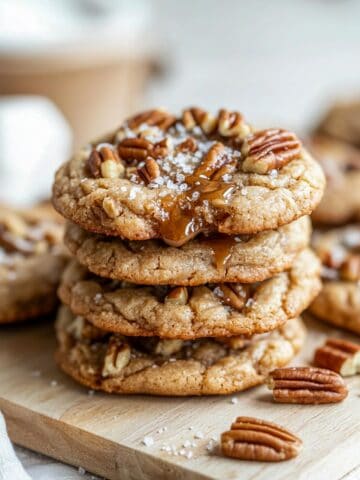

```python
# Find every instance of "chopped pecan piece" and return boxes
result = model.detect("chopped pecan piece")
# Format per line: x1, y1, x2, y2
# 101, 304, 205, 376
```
102, 337, 131, 378
241, 128, 302, 174
154, 339, 183, 356
340, 254, 360, 281
314, 338, 360, 376
117, 138, 153, 161
215, 284, 250, 310
218, 109, 251, 139
127, 109, 176, 131
164, 286, 189, 305
187, 142, 236, 184
118, 138, 169, 163
176, 137, 198, 153
268, 366, 348, 404
182, 107, 218, 134
86, 146, 124, 179
137, 158, 161, 184
221, 417, 302, 462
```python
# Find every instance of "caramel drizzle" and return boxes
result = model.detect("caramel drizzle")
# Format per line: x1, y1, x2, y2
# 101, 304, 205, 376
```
201, 235, 238, 270
159, 143, 237, 247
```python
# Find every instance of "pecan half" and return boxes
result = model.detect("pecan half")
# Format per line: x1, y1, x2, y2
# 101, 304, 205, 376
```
102, 337, 131, 378
221, 417, 302, 462
127, 109, 176, 131
164, 286, 189, 305
268, 366, 348, 404
137, 158, 161, 184
215, 284, 250, 310
241, 128, 302, 174
86, 146, 124, 179
314, 338, 360, 376
340, 254, 360, 281
218, 109, 251, 139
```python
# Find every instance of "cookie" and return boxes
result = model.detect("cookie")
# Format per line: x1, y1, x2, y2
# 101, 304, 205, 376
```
309, 135, 360, 225
58, 249, 321, 339
316, 99, 360, 148
53, 107, 325, 244
0, 204, 67, 324
64, 215, 311, 286
309, 225, 360, 335
55, 306, 306, 396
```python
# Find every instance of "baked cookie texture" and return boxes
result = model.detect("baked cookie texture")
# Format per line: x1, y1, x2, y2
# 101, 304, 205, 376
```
64, 215, 311, 285
52, 108, 325, 244
55, 306, 306, 396
58, 249, 321, 339
309, 225, 360, 335
0, 204, 68, 324
309, 135, 360, 225
316, 99, 360, 148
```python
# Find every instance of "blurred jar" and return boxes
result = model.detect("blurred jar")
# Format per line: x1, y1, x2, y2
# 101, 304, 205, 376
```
0, 0, 158, 149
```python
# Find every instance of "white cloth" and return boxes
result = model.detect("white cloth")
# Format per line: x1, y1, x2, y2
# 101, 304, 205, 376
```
0, 412, 31, 480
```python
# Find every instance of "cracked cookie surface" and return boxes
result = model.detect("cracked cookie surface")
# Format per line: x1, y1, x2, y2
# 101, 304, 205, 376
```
55, 306, 306, 396
52, 108, 325, 243
309, 135, 360, 225
64, 216, 311, 285
58, 249, 321, 339
310, 225, 360, 334
0, 203, 68, 324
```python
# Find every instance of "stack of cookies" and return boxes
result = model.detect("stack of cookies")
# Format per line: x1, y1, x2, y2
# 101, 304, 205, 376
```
308, 100, 360, 335
52, 107, 325, 396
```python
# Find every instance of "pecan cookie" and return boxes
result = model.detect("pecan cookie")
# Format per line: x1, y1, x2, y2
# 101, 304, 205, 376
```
309, 135, 360, 225
316, 99, 360, 148
0, 204, 68, 324
52, 108, 325, 244
55, 306, 306, 396
64, 216, 311, 286
58, 249, 321, 339
310, 225, 360, 335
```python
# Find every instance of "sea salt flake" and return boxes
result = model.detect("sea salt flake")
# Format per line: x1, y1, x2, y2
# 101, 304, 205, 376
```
194, 432, 204, 439
142, 436, 154, 447
78, 466, 86, 475
230, 397, 238, 404
94, 293, 102, 304
245, 298, 254, 307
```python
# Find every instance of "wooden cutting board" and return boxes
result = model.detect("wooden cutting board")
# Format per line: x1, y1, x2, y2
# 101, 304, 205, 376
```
0, 316, 359, 480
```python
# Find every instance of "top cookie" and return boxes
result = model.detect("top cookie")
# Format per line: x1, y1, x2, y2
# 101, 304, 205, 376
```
53, 107, 325, 244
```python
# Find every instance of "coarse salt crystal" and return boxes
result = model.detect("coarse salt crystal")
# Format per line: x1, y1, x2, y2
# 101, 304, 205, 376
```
142, 436, 154, 447
194, 432, 204, 439
245, 298, 254, 307
230, 397, 238, 404
78, 466, 86, 475
94, 293, 102, 304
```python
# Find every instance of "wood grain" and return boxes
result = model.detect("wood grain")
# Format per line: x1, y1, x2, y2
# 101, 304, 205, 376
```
0, 316, 359, 480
